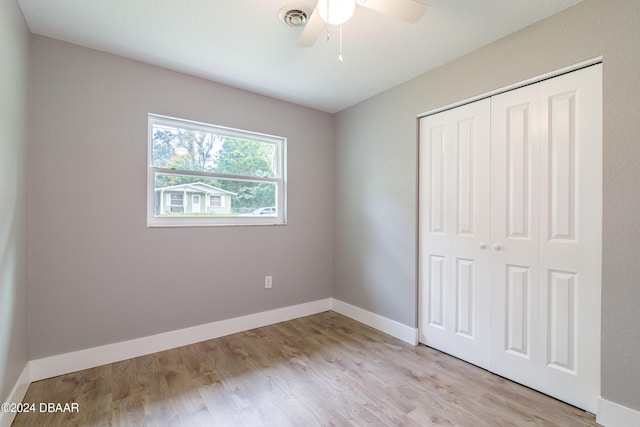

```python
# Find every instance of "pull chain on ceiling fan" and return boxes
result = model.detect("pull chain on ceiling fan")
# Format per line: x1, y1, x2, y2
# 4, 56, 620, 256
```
296, 0, 428, 62
320, 0, 354, 62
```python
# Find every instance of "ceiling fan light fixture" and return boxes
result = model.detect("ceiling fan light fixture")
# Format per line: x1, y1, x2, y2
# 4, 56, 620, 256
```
317, 0, 356, 25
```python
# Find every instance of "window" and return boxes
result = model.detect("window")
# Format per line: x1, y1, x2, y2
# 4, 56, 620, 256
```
170, 194, 184, 213
148, 114, 286, 226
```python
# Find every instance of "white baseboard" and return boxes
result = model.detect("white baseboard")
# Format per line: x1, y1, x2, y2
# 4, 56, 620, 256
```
597, 397, 640, 427
330, 298, 418, 345
0, 362, 32, 427
30, 298, 332, 382
29, 298, 418, 382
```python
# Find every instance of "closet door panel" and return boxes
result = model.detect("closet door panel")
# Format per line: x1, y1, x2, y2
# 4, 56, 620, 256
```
490, 65, 602, 411
505, 264, 531, 357
419, 99, 491, 369
537, 65, 602, 411
456, 118, 477, 236
547, 91, 577, 242
506, 103, 532, 239
490, 84, 542, 386
427, 255, 446, 327
428, 127, 447, 235
455, 257, 475, 337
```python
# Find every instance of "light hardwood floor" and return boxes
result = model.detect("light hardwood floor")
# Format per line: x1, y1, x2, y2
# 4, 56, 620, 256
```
13, 311, 598, 426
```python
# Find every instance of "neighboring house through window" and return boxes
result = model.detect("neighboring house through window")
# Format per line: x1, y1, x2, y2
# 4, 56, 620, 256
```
147, 114, 286, 226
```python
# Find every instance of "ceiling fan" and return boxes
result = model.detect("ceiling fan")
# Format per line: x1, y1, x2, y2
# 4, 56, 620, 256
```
296, 0, 428, 48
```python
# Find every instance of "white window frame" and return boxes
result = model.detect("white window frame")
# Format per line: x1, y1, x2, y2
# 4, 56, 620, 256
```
147, 114, 287, 227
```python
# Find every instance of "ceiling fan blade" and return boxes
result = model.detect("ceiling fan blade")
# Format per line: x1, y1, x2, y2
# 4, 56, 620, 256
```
297, 8, 325, 47
358, 0, 427, 24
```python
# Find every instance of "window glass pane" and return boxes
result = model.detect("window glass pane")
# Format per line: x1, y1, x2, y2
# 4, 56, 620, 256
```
152, 124, 278, 178
153, 173, 276, 217
214, 138, 277, 178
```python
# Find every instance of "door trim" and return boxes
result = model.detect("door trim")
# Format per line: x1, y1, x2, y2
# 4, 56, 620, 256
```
417, 57, 602, 119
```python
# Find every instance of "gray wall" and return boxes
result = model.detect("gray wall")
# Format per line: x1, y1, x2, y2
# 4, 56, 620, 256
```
334, 0, 640, 412
11, 0, 640, 416
0, 0, 30, 403
28, 36, 334, 359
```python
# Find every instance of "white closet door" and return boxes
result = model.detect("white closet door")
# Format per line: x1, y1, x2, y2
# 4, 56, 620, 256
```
489, 82, 543, 387
419, 99, 492, 369
489, 64, 602, 411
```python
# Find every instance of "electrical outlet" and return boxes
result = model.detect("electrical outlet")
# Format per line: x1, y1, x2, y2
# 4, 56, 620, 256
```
265, 276, 273, 289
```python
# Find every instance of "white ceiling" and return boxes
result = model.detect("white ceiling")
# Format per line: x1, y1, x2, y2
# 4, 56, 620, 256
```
18, 0, 583, 113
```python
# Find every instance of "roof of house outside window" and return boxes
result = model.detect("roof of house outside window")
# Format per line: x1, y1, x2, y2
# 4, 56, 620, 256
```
154, 182, 237, 196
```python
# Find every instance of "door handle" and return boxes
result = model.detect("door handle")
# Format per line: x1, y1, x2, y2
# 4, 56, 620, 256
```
493, 244, 502, 251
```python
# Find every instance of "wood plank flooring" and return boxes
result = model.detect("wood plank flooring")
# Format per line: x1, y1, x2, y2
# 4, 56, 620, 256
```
13, 311, 599, 426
